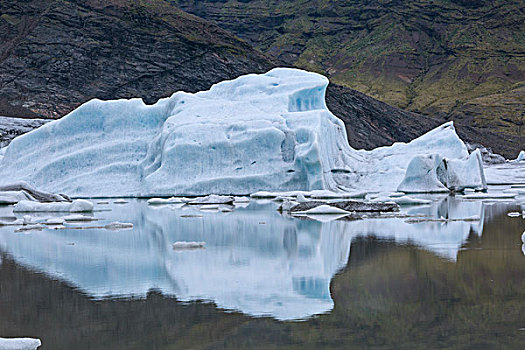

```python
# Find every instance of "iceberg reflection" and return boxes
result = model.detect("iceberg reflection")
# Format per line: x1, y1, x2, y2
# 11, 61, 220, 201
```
0, 197, 484, 320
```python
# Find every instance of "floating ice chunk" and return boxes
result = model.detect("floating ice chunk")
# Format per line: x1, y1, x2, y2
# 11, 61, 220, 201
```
507, 212, 521, 217
46, 218, 66, 225
172, 241, 206, 250
304, 214, 350, 222
220, 207, 233, 213
104, 222, 133, 231
147, 197, 185, 205
233, 196, 250, 203
0, 337, 41, 350
189, 195, 234, 205
13, 200, 93, 212
522, 231, 525, 243
113, 199, 128, 204
70, 199, 94, 212
293, 204, 350, 215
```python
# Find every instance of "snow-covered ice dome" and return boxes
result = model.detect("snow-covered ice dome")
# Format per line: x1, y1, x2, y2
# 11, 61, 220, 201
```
0, 68, 478, 197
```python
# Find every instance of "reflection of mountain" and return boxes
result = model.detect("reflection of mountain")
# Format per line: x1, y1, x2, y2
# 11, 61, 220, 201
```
0, 197, 484, 321
0, 203, 523, 349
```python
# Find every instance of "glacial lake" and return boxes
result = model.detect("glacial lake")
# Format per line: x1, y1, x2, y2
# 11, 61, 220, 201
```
1, 191, 524, 349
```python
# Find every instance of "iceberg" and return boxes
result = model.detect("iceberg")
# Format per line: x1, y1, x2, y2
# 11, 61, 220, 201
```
13, 199, 94, 212
0, 338, 41, 350
397, 149, 487, 193
0, 68, 481, 196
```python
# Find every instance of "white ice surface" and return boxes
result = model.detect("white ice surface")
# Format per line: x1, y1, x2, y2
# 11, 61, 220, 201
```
485, 161, 525, 185
13, 199, 93, 212
0, 338, 41, 350
0, 68, 477, 197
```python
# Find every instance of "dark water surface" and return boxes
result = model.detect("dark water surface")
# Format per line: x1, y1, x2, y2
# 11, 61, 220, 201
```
0, 196, 524, 349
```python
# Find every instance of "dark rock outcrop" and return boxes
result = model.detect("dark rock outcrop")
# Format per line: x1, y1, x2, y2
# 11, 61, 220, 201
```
0, 0, 274, 119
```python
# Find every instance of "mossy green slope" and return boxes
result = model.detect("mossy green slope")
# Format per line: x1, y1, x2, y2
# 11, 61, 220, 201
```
177, 0, 525, 157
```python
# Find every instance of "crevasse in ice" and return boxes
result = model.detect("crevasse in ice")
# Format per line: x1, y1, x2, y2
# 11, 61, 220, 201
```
0, 68, 479, 197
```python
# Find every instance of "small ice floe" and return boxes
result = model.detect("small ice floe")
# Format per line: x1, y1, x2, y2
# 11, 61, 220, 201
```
200, 204, 220, 210
97, 201, 109, 204
63, 214, 97, 222
147, 197, 186, 205
0, 337, 41, 349
522, 231, 525, 243
233, 196, 250, 203
13, 199, 94, 213
113, 199, 128, 204
172, 241, 205, 250
189, 195, 234, 205
220, 207, 233, 213
292, 204, 350, 216
104, 222, 133, 231
45, 217, 65, 225
507, 212, 521, 217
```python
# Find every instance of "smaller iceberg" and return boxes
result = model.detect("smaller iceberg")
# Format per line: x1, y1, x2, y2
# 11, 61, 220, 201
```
0, 338, 41, 350
398, 149, 487, 193
514, 150, 525, 162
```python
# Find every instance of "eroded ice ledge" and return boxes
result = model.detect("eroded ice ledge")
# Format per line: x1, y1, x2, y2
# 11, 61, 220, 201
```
0, 68, 485, 197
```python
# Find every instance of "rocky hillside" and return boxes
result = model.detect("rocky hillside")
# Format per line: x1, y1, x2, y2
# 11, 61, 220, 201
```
0, 0, 273, 119
0, 0, 447, 152
0, 0, 520, 157
177, 0, 525, 157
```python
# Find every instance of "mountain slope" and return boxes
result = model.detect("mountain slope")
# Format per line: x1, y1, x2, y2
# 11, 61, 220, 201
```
0, 0, 273, 119
177, 0, 525, 157
0, 0, 518, 158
